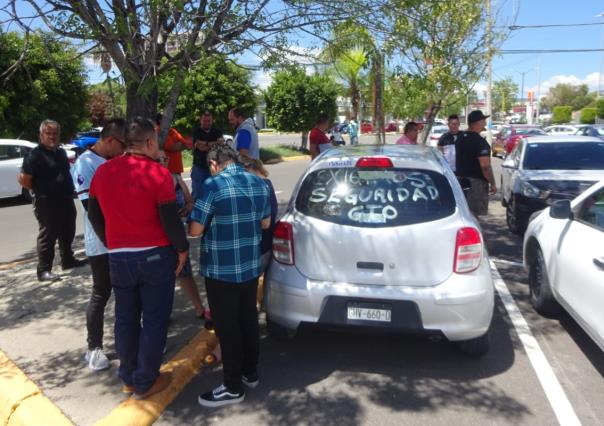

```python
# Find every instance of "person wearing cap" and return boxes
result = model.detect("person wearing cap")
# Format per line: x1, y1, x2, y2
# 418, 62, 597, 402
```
455, 110, 497, 216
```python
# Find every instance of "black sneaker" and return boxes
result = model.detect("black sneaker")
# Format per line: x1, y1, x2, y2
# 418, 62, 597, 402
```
242, 372, 259, 389
198, 384, 244, 407
62, 258, 88, 270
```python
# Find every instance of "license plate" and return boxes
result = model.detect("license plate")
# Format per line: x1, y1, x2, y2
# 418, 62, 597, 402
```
347, 306, 392, 322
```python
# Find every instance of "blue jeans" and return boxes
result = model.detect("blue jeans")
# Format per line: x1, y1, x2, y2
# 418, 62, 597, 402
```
191, 165, 210, 200
109, 246, 176, 393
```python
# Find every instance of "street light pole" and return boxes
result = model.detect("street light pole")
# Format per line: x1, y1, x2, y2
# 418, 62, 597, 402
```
596, 13, 604, 99
486, 0, 493, 144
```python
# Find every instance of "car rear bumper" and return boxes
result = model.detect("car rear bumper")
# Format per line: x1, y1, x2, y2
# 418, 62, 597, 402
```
265, 259, 494, 342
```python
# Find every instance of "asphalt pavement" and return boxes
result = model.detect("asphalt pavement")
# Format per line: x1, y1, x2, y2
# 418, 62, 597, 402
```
0, 153, 603, 425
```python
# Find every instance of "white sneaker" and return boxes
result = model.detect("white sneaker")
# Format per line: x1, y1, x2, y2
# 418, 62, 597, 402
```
85, 348, 110, 371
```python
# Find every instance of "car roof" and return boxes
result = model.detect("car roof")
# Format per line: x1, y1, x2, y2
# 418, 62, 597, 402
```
0, 139, 37, 147
313, 145, 445, 173
522, 135, 603, 144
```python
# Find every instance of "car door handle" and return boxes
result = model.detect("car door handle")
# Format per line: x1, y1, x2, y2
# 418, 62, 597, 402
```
594, 258, 604, 270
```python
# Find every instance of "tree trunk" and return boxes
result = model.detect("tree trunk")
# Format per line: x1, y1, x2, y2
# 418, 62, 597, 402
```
300, 131, 309, 150
125, 80, 158, 121
158, 67, 186, 149
420, 101, 442, 145
373, 53, 385, 145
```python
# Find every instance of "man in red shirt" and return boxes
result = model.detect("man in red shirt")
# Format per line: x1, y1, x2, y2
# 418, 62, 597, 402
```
309, 114, 332, 159
88, 117, 189, 400
156, 113, 192, 174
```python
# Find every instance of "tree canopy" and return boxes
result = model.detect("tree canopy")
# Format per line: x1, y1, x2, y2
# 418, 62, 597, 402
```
158, 57, 257, 135
492, 77, 518, 116
264, 67, 338, 143
541, 83, 596, 112
0, 31, 88, 141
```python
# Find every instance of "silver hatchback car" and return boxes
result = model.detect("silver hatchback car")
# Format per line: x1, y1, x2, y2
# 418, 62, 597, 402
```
265, 145, 495, 355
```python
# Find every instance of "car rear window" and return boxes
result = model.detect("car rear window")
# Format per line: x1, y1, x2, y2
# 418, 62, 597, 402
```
295, 167, 456, 227
524, 142, 604, 170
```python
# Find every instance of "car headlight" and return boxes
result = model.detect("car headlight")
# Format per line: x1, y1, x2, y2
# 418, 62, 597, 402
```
521, 181, 551, 199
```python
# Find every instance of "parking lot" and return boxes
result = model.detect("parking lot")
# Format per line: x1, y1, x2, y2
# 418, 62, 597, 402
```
0, 155, 603, 425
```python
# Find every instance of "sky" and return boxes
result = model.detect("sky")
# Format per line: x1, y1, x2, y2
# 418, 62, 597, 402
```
484, 0, 604, 100
18, 0, 604, 100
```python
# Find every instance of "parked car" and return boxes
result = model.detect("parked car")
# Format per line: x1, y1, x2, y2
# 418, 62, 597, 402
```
427, 125, 448, 147
265, 145, 495, 355
493, 125, 546, 157
544, 125, 579, 135
523, 179, 604, 351
575, 124, 604, 139
384, 121, 398, 132
360, 121, 373, 134
0, 139, 75, 201
501, 135, 604, 234
70, 128, 102, 154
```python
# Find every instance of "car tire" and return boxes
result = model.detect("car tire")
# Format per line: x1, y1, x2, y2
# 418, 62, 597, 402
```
266, 316, 296, 341
21, 187, 32, 203
458, 328, 491, 356
506, 196, 526, 235
529, 248, 561, 315
500, 177, 507, 207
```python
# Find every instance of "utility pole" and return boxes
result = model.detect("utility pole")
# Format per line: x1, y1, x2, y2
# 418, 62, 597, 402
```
536, 55, 542, 124
597, 13, 604, 100
486, 0, 493, 144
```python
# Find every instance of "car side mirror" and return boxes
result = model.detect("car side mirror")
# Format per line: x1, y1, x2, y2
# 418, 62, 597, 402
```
502, 157, 517, 169
550, 200, 573, 220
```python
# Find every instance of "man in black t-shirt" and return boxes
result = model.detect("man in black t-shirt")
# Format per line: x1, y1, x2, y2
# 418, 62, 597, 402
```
191, 111, 223, 199
437, 114, 461, 172
455, 111, 497, 216
18, 119, 87, 281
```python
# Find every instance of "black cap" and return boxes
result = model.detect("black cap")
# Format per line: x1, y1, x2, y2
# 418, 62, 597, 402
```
467, 110, 490, 124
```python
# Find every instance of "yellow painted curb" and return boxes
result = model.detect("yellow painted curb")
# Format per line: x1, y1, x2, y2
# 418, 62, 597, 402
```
95, 329, 218, 426
0, 350, 73, 426
282, 155, 310, 162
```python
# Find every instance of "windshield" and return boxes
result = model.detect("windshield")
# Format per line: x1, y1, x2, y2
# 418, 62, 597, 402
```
524, 142, 604, 170
296, 167, 456, 227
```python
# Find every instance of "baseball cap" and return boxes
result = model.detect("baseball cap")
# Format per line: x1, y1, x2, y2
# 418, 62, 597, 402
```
467, 110, 490, 124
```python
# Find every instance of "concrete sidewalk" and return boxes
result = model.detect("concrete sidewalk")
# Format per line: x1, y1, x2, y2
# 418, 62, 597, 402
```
0, 237, 214, 425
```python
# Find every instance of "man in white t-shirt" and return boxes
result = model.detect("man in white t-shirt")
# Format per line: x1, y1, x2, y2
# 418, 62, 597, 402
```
437, 114, 461, 172
71, 118, 127, 371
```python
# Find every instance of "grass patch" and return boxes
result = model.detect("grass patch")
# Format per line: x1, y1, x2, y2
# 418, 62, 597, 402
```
183, 150, 193, 169
260, 145, 309, 164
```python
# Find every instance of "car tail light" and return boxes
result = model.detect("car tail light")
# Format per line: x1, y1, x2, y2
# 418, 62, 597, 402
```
454, 227, 482, 273
273, 221, 294, 265
355, 157, 393, 168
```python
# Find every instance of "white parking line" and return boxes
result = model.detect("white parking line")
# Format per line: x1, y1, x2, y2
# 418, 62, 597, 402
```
491, 258, 524, 268
490, 261, 581, 426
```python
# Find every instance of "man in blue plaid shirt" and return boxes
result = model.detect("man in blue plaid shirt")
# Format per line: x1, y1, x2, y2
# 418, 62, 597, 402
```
189, 144, 271, 408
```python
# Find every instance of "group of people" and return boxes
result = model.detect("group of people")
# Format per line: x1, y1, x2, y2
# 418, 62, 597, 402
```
394, 111, 497, 216
18, 108, 277, 407
308, 115, 360, 159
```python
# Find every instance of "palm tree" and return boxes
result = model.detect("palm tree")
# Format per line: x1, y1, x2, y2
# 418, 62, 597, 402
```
331, 47, 368, 120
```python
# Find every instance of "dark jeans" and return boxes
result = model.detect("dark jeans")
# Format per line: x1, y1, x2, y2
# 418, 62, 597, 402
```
33, 196, 76, 273
191, 165, 210, 200
87, 254, 111, 350
205, 276, 260, 393
109, 246, 176, 393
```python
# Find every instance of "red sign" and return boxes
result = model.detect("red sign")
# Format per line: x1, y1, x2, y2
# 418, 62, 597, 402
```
513, 106, 526, 113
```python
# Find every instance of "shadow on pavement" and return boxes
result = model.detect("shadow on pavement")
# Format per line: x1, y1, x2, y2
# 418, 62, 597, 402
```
160, 296, 529, 425
0, 196, 29, 209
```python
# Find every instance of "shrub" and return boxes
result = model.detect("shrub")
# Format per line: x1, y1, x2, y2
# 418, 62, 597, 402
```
580, 107, 597, 124
596, 99, 604, 119
552, 106, 572, 124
